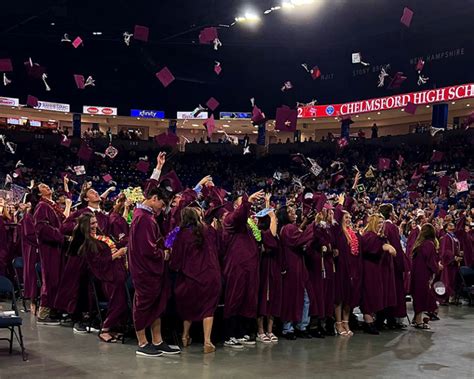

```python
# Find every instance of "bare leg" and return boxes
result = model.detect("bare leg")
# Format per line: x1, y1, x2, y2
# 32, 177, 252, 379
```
136, 328, 148, 347
203, 317, 214, 346
151, 318, 162, 345
342, 305, 353, 335
414, 312, 423, 325
334, 303, 345, 334
267, 316, 274, 334
364, 313, 374, 323
257, 316, 265, 335
183, 320, 192, 339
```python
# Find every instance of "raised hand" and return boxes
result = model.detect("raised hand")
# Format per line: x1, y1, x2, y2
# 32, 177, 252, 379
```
249, 190, 265, 204
156, 152, 166, 170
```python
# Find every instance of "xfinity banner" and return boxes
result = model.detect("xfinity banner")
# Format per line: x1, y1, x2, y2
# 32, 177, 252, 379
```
130, 109, 165, 119
35, 101, 70, 112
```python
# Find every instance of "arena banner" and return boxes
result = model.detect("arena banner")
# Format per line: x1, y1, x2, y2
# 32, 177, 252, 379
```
83, 105, 118, 116
177, 111, 209, 119
130, 109, 165, 119
35, 101, 70, 112
219, 112, 252, 120
298, 83, 474, 118
0, 96, 20, 106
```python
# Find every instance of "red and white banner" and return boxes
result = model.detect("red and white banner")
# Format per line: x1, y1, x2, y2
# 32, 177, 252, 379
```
298, 83, 474, 118
83, 105, 118, 116
0, 96, 20, 107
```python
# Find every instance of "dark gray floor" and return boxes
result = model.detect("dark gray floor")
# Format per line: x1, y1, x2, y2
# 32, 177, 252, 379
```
0, 304, 473, 379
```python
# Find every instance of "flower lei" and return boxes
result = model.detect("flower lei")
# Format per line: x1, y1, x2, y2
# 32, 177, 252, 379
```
165, 226, 181, 249
123, 186, 144, 204
346, 227, 359, 256
247, 218, 262, 242
94, 235, 117, 252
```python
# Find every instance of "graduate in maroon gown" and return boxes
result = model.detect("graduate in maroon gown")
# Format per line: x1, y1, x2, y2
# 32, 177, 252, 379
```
256, 205, 281, 343
360, 214, 397, 335
332, 196, 362, 337
33, 183, 66, 324
128, 152, 180, 357
69, 213, 128, 342
455, 213, 473, 268
221, 190, 264, 348
411, 224, 443, 329
108, 195, 131, 247
18, 202, 39, 311
439, 222, 462, 303
278, 205, 316, 340
0, 198, 10, 277
169, 207, 221, 354
379, 204, 410, 329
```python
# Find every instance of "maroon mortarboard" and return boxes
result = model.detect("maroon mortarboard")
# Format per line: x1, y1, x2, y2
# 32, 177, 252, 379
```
431, 150, 444, 162
204, 115, 216, 138
400, 7, 414, 28
155, 132, 179, 147
344, 195, 355, 211
291, 153, 306, 165
405, 102, 417, 115
378, 158, 391, 171
315, 193, 328, 213
387, 72, 407, 89
102, 174, 113, 183
214, 62, 222, 75
458, 168, 470, 181
156, 67, 175, 88
330, 173, 345, 187
159, 170, 183, 193
74, 74, 85, 89
77, 144, 93, 161
439, 176, 450, 189
133, 25, 149, 42
72, 36, 83, 48
311, 66, 321, 80
438, 209, 447, 219
136, 160, 150, 173
199, 27, 218, 44
61, 137, 72, 147
275, 106, 298, 131
25, 63, 46, 79
26, 95, 38, 108
251, 106, 266, 125
0, 58, 13, 72
206, 97, 219, 111
409, 191, 420, 200
416, 59, 425, 72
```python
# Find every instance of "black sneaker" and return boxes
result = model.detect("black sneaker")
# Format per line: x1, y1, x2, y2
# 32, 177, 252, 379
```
153, 341, 181, 355
283, 332, 297, 340
224, 337, 244, 349
295, 329, 312, 339
136, 343, 163, 357
73, 322, 88, 334
37, 317, 60, 326
364, 322, 380, 335
61, 317, 74, 328
310, 327, 326, 339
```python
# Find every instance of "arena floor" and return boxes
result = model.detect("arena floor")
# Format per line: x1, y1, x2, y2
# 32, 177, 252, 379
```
1, 304, 473, 379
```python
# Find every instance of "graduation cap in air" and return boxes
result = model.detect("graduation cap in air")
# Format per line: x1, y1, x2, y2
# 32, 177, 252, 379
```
378, 158, 391, 171
203, 115, 216, 138
159, 170, 183, 193
439, 175, 451, 190
457, 168, 470, 181
74, 165, 86, 176
136, 160, 150, 173
199, 27, 218, 44
24, 60, 46, 79
251, 106, 266, 125
0, 58, 13, 72
431, 150, 444, 163
214, 61, 222, 75
102, 174, 113, 183
72, 36, 83, 48
275, 106, 297, 132
133, 25, 149, 42
400, 7, 414, 28
155, 132, 179, 147
156, 67, 175, 88
206, 97, 220, 111
26, 95, 38, 108
405, 102, 417, 115
387, 72, 407, 89
77, 144, 93, 161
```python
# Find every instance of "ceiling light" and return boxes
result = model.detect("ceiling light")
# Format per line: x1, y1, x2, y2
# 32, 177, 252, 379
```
451, 101, 456, 105
426, 105, 430, 108
92, 32, 102, 36
50, 22, 55, 26
223, 124, 230, 127
467, 104, 471, 107
312, 118, 316, 121
368, 117, 371, 120
235, 10, 261, 23
252, 130, 258, 134
377, 112, 381, 115
355, 115, 359, 118
401, 109, 405, 112
192, 124, 199, 127
217, 130, 224, 133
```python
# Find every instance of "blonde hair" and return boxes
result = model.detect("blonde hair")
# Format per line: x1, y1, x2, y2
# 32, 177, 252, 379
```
363, 213, 383, 235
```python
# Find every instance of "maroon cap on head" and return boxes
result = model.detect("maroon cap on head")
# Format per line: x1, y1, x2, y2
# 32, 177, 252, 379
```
199, 27, 218, 44
0, 58, 13, 72
134, 25, 149, 42
206, 97, 219, 111
400, 7, 414, 28
136, 160, 150, 173
156, 67, 175, 88
405, 102, 417, 115
26, 95, 38, 108
74, 74, 85, 89
387, 72, 407, 89
155, 132, 179, 147
438, 209, 447, 219
275, 106, 297, 131
77, 144, 93, 161
159, 170, 183, 193
204, 115, 216, 138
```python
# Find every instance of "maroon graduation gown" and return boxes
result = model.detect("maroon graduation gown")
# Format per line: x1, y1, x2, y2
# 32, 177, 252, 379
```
411, 240, 440, 314
405, 226, 420, 293
128, 206, 171, 330
455, 215, 473, 268
279, 223, 317, 322
169, 226, 221, 321
19, 213, 39, 299
440, 233, 461, 297
257, 230, 283, 318
33, 200, 65, 308
222, 196, 259, 319
108, 211, 129, 248
85, 241, 128, 330
306, 224, 335, 318
360, 231, 386, 314
0, 217, 9, 276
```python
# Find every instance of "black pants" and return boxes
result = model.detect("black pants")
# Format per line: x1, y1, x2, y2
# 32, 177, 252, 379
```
224, 316, 256, 340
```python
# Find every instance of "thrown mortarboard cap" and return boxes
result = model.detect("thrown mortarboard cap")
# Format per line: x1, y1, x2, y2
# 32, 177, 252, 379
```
155, 132, 179, 147
387, 72, 407, 89
102, 174, 113, 183
251, 106, 266, 125
26, 95, 38, 108
105, 145, 118, 159
214, 62, 222, 75
72, 36, 83, 48
5, 141, 17, 154
330, 173, 345, 187
457, 169, 470, 181
0, 58, 13, 72
315, 193, 328, 213
60, 137, 72, 147
206, 97, 220, 111
74, 165, 86, 176
203, 115, 215, 138
74, 74, 85, 89
405, 102, 417, 115
400, 7, 414, 28
159, 170, 183, 193
275, 106, 298, 131
352, 53, 361, 64
136, 160, 150, 173
77, 144, 93, 161
199, 27, 218, 44
310, 66, 321, 80
456, 181, 468, 193
431, 150, 444, 163
378, 158, 391, 171
25, 63, 46, 79
416, 59, 425, 72
156, 67, 175, 88
438, 209, 447, 219
439, 175, 450, 189
133, 25, 149, 42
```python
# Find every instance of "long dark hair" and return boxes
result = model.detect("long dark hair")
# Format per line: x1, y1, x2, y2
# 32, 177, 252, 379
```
412, 223, 439, 256
276, 206, 292, 233
180, 207, 204, 249
68, 213, 102, 257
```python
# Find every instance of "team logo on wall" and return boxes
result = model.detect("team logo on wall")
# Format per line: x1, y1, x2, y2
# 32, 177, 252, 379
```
325, 105, 335, 116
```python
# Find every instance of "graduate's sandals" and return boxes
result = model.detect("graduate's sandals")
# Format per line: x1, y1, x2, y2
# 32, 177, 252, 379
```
256, 333, 272, 344
266, 333, 279, 342
342, 321, 354, 336
99, 333, 118, 343
203, 343, 216, 354
181, 336, 192, 347
334, 322, 348, 336
413, 322, 431, 330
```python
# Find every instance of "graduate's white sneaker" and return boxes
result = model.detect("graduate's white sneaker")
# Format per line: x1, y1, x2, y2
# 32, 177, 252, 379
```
237, 335, 256, 345
224, 338, 244, 349
136, 343, 163, 357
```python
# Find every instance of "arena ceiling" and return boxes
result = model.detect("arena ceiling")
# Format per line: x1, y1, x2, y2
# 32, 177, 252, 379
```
1, 0, 473, 118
